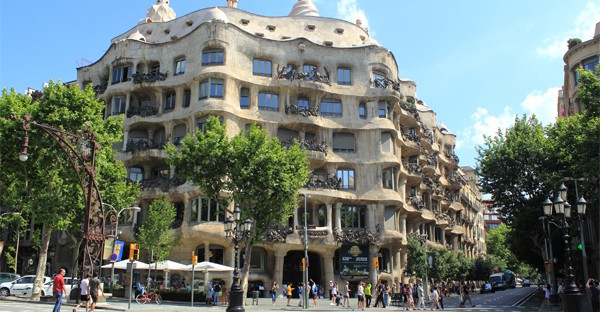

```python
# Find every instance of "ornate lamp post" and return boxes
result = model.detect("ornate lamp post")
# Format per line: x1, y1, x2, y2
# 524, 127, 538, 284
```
224, 206, 253, 312
12, 114, 106, 285
542, 182, 587, 312
103, 203, 141, 292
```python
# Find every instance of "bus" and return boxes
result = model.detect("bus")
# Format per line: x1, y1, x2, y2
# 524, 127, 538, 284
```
489, 270, 516, 291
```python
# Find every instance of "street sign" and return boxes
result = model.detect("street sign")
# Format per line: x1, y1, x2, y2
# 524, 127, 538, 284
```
110, 253, 118, 262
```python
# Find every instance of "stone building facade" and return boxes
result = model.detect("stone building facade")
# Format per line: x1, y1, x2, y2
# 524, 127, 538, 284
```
558, 22, 599, 117
77, 0, 485, 290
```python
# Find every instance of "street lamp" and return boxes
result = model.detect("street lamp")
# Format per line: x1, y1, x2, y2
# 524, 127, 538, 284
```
302, 194, 309, 309
224, 206, 253, 312
104, 203, 141, 292
542, 181, 588, 312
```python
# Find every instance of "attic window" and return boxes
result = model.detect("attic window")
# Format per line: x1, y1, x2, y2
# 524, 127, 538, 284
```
335, 28, 344, 34
307, 25, 316, 31
164, 29, 171, 34
281, 36, 291, 40
171, 35, 178, 40
255, 32, 265, 38
241, 19, 250, 25
186, 21, 194, 26
324, 41, 333, 47
267, 25, 276, 31
146, 30, 153, 35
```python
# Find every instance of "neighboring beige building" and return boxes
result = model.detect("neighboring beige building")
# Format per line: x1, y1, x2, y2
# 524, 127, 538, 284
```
77, 0, 485, 290
558, 22, 599, 117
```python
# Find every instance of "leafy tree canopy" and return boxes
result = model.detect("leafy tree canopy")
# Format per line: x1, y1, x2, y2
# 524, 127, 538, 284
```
137, 196, 178, 262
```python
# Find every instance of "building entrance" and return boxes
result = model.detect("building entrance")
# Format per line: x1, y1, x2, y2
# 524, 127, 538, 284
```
282, 251, 322, 290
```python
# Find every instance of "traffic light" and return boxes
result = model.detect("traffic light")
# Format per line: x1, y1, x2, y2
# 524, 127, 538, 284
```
129, 243, 140, 261
577, 243, 583, 251
192, 251, 198, 266
373, 257, 379, 270
301, 258, 306, 271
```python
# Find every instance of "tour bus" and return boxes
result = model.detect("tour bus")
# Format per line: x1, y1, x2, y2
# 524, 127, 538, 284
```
489, 270, 516, 291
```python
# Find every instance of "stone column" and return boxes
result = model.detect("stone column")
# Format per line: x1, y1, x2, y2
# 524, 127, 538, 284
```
122, 131, 129, 152
294, 204, 299, 230
367, 204, 376, 232
400, 214, 407, 243
394, 250, 402, 282
326, 204, 333, 233
400, 249, 408, 283
323, 254, 335, 298
335, 203, 342, 229
369, 245, 378, 286
274, 250, 286, 292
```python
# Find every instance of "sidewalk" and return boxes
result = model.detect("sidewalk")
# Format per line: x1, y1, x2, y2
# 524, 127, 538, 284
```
0, 288, 557, 311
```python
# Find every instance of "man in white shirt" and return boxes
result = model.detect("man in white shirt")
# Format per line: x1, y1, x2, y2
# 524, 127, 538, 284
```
357, 281, 365, 310
74, 273, 91, 312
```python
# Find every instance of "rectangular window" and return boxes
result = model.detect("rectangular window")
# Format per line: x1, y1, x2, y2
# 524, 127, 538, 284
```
199, 78, 224, 99
164, 92, 176, 111
258, 92, 279, 111
384, 206, 396, 230
372, 71, 386, 87
175, 59, 186, 75
111, 96, 126, 115
240, 88, 250, 109
303, 64, 317, 79
337, 67, 351, 85
378, 100, 389, 118
341, 205, 366, 228
321, 99, 342, 117
129, 167, 143, 182
337, 169, 355, 189
332, 132, 355, 152
189, 197, 224, 222
202, 49, 224, 65
583, 58, 599, 73
150, 64, 160, 75
382, 167, 394, 189
111, 65, 132, 84
381, 132, 393, 153
359, 103, 366, 118
183, 89, 191, 107
298, 98, 309, 109
253, 59, 272, 77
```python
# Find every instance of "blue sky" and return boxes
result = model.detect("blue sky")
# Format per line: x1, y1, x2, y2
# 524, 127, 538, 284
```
1, 0, 598, 167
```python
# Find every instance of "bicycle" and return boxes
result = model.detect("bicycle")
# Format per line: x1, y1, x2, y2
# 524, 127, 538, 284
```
136, 290, 162, 304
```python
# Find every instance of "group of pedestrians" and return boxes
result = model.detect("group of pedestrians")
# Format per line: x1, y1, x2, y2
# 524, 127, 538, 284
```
51, 268, 104, 312
271, 279, 321, 307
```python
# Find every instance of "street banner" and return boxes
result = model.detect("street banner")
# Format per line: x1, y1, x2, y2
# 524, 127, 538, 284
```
339, 245, 368, 280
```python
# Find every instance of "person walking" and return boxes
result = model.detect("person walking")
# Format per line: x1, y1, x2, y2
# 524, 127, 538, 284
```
373, 280, 385, 308
430, 286, 440, 310
587, 279, 599, 312
342, 281, 351, 308
384, 282, 391, 307
437, 284, 444, 310
52, 268, 67, 312
73, 272, 91, 312
213, 282, 221, 305
310, 279, 318, 308
416, 281, 426, 310
286, 282, 295, 306
329, 280, 335, 305
406, 283, 415, 311
365, 282, 372, 308
298, 282, 304, 307
357, 281, 365, 310
88, 272, 105, 312
461, 281, 473, 307
332, 282, 341, 306
271, 281, 279, 305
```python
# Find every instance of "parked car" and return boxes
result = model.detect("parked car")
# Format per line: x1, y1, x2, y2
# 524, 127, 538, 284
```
480, 283, 493, 294
39, 277, 79, 297
0, 272, 20, 283
522, 279, 531, 287
0, 275, 52, 297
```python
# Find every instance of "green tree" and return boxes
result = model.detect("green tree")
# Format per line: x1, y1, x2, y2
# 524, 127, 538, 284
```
486, 224, 519, 270
166, 117, 310, 297
0, 82, 139, 300
137, 196, 178, 263
404, 234, 428, 281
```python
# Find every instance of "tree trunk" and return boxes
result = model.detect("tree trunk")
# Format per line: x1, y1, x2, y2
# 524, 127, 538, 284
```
241, 242, 253, 304
31, 224, 52, 301
69, 238, 82, 279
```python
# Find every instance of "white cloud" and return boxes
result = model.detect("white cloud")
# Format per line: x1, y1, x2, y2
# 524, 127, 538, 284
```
520, 87, 560, 125
455, 106, 515, 151
537, 1, 600, 58
336, 0, 370, 31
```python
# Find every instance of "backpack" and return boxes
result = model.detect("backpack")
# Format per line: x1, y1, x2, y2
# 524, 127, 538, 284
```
214, 284, 221, 292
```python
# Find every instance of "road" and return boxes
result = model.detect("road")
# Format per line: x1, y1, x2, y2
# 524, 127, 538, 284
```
0, 286, 560, 312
